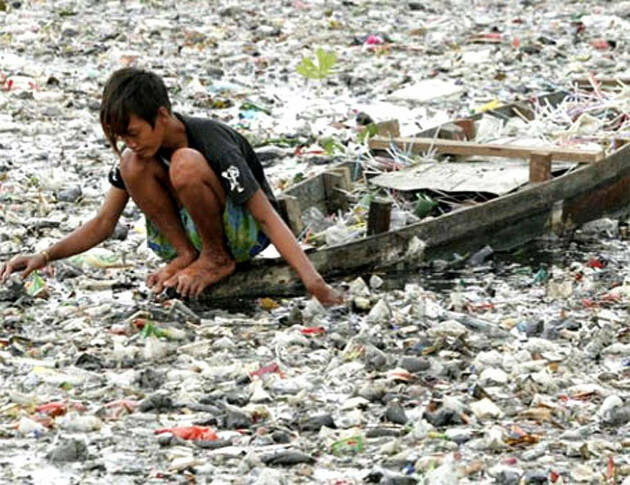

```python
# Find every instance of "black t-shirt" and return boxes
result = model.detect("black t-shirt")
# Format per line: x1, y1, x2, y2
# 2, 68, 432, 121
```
108, 113, 276, 207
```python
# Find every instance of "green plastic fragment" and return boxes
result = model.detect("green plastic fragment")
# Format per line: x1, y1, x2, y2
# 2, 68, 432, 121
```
533, 265, 549, 284
141, 322, 167, 339
25, 271, 46, 297
240, 102, 271, 115
414, 193, 438, 218
331, 435, 364, 456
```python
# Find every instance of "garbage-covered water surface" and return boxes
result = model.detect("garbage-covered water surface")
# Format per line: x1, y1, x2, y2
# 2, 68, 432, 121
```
5, 0, 630, 483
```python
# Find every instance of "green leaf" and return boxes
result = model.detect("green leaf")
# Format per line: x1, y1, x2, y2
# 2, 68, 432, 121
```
319, 136, 344, 155
296, 48, 337, 80
358, 123, 378, 144
316, 48, 337, 74
296, 58, 317, 79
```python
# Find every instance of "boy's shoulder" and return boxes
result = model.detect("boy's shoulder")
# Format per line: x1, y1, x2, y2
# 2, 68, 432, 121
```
178, 113, 234, 134
177, 113, 251, 154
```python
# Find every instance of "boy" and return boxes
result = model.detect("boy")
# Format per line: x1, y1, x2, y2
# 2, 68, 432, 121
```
0, 68, 342, 305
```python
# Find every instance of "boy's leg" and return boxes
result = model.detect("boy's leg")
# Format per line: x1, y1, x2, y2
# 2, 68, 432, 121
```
164, 148, 236, 297
119, 149, 198, 292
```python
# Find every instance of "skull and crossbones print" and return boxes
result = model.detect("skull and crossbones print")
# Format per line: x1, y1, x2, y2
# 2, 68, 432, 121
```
221, 165, 244, 193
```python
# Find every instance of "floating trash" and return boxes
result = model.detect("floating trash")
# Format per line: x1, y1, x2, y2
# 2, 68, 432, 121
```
3, 0, 630, 483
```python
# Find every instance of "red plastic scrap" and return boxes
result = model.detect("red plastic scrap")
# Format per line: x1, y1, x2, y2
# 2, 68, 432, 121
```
301, 326, 326, 335
154, 426, 218, 441
293, 146, 324, 157
35, 402, 67, 417
250, 362, 284, 378
132, 318, 149, 330
0, 74, 13, 91
35, 400, 85, 417
587, 258, 606, 269
477, 33, 502, 41
607, 456, 615, 484
550, 470, 560, 483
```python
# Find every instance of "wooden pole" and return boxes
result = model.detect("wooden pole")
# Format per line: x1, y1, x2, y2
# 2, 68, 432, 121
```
367, 197, 392, 236
454, 119, 476, 140
529, 151, 552, 183
323, 168, 351, 213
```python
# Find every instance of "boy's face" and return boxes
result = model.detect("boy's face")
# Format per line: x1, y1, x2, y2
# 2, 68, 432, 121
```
120, 112, 165, 160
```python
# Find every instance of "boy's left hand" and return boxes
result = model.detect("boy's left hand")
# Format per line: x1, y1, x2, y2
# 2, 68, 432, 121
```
306, 278, 344, 307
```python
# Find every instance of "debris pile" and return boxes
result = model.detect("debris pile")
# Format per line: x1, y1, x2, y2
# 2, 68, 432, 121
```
3, 0, 630, 483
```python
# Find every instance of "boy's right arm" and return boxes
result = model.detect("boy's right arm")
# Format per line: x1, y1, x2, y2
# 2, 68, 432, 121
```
0, 187, 129, 283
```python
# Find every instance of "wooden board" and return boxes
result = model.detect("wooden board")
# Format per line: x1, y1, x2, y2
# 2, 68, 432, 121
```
368, 136, 604, 163
369, 160, 532, 195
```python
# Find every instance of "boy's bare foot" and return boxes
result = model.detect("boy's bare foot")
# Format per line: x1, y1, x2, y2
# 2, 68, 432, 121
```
163, 255, 236, 298
147, 252, 197, 294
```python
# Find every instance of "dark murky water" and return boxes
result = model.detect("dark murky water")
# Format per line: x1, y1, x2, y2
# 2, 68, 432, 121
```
375, 230, 629, 293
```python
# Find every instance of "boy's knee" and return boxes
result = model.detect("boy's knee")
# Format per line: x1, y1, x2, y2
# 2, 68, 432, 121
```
119, 149, 144, 183
169, 148, 213, 188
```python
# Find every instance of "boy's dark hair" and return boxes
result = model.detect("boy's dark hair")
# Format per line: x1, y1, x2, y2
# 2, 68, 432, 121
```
100, 68, 171, 155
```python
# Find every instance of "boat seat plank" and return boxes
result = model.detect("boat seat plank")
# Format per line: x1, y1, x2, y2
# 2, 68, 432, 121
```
369, 136, 604, 163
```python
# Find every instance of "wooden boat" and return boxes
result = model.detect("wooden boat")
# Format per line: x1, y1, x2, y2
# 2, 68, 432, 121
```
200, 91, 630, 302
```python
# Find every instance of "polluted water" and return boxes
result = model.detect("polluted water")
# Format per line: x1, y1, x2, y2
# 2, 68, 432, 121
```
5, 0, 630, 484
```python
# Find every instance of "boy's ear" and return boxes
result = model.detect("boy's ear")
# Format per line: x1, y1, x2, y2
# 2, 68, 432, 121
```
156, 106, 171, 121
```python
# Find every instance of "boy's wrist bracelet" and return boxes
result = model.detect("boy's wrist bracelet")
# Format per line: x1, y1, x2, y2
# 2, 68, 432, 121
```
41, 250, 51, 264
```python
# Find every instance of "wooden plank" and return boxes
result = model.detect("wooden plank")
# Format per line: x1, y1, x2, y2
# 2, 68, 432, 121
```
436, 122, 466, 141
323, 170, 350, 213
375, 119, 400, 138
368, 136, 604, 163
328, 166, 352, 189
369, 160, 536, 195
280, 165, 355, 216
276, 195, 304, 236
284, 172, 326, 208
367, 197, 392, 235
529, 151, 552, 183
